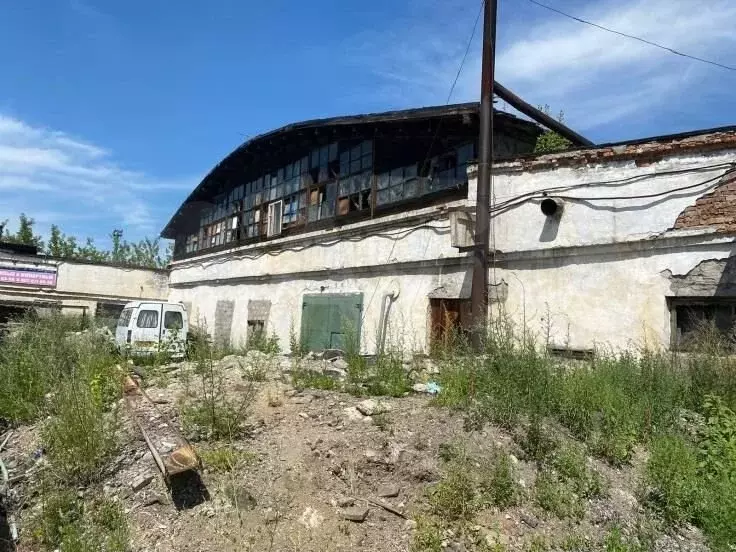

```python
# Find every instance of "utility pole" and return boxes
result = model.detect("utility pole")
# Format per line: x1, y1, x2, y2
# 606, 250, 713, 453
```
470, 0, 497, 350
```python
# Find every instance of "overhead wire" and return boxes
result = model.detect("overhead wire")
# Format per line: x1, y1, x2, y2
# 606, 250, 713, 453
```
528, 0, 736, 73
489, 164, 736, 216
491, 161, 736, 211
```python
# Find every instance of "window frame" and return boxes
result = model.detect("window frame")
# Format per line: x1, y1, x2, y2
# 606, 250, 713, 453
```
136, 309, 159, 329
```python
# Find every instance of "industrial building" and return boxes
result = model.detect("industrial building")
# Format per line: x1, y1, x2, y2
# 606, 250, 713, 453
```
161, 100, 736, 354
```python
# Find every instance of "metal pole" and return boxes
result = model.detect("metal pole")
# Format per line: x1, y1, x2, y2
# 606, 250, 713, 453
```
471, 0, 497, 350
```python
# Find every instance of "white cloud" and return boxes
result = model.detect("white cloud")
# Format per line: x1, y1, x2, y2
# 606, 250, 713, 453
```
347, 0, 736, 134
0, 114, 195, 244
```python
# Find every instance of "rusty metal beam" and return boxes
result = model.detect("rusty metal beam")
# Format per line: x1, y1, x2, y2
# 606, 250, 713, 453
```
494, 82, 594, 147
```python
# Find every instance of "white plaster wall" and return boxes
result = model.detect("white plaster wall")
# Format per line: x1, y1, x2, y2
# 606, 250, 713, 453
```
55, 261, 169, 300
0, 253, 169, 315
480, 150, 736, 252
169, 206, 462, 287
169, 266, 472, 354
495, 239, 736, 351
169, 146, 736, 353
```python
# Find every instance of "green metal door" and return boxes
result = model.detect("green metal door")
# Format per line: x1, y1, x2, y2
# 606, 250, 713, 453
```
301, 293, 363, 352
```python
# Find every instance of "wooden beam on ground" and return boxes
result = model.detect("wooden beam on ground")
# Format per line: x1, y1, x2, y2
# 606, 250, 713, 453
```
123, 375, 200, 479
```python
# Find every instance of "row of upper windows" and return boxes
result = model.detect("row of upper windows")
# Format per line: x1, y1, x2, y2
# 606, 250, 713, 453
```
179, 141, 474, 255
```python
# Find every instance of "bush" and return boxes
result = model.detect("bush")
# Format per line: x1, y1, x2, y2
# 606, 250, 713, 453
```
479, 452, 520, 509
180, 342, 256, 441
427, 464, 477, 521
43, 375, 120, 486
518, 417, 558, 463
0, 314, 119, 422
534, 469, 585, 520
411, 515, 443, 552
553, 443, 605, 499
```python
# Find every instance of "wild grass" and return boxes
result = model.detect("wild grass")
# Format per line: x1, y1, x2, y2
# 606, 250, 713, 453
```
478, 451, 521, 509
0, 313, 119, 423
200, 446, 259, 473
30, 487, 128, 552
180, 333, 257, 441
433, 317, 736, 549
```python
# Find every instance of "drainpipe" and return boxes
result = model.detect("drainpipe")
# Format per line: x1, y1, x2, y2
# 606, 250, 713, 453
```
377, 289, 399, 355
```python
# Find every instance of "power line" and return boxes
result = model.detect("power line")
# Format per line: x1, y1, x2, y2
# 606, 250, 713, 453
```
528, 0, 736, 73
446, 0, 484, 103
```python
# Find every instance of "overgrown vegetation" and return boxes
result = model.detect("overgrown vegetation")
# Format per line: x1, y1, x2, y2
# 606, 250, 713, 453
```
533, 106, 573, 154
31, 487, 129, 552
433, 316, 736, 550
180, 332, 257, 440
0, 314, 130, 550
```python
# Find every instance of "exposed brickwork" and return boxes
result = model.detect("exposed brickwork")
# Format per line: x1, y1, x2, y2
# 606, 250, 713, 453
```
492, 130, 736, 173
674, 174, 736, 233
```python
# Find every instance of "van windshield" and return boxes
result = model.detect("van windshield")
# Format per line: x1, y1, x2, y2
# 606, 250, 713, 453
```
118, 308, 133, 327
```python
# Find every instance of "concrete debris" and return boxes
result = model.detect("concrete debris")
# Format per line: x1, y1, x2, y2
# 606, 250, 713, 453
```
298, 506, 324, 529
376, 484, 400, 498
356, 399, 391, 417
323, 364, 347, 380
327, 358, 349, 373
343, 407, 366, 422
130, 473, 154, 492
342, 505, 369, 522
322, 349, 345, 361
337, 496, 354, 508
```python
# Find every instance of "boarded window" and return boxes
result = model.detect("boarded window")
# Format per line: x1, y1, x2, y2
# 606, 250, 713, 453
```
247, 300, 271, 346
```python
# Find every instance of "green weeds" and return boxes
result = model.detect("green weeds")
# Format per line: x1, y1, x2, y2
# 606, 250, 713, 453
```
180, 336, 256, 440
31, 488, 128, 552
478, 452, 521, 509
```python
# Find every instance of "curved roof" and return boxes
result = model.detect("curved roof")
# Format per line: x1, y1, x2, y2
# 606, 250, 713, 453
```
161, 94, 591, 239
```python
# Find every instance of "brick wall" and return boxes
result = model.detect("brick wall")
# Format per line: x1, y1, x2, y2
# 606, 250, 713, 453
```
674, 174, 736, 233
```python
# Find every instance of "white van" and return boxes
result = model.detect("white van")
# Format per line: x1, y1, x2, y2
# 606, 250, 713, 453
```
115, 301, 188, 358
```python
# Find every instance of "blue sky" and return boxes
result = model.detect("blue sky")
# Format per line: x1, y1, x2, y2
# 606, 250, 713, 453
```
1, 0, 735, 246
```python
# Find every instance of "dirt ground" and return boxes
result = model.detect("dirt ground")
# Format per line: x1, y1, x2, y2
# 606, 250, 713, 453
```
1, 354, 711, 552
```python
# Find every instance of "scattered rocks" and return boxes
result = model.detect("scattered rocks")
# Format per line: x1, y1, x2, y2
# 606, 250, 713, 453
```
520, 512, 540, 528
337, 496, 355, 508
343, 407, 366, 422
143, 494, 169, 507
377, 484, 400, 498
356, 399, 391, 417
342, 506, 369, 522
298, 506, 324, 529
324, 364, 347, 380
412, 383, 429, 393
130, 474, 154, 492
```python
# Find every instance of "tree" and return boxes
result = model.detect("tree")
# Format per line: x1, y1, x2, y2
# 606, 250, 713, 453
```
4, 214, 44, 249
534, 105, 573, 154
